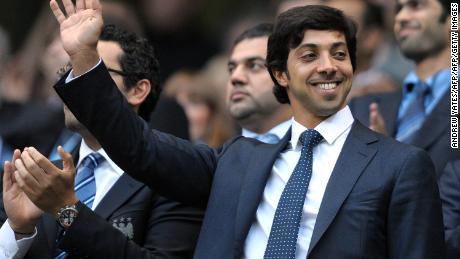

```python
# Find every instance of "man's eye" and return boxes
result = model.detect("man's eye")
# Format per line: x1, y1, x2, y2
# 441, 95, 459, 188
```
333, 52, 347, 59
248, 62, 265, 71
228, 65, 235, 74
301, 53, 316, 61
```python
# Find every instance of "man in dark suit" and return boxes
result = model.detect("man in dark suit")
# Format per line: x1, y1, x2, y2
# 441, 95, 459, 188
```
0, 24, 202, 258
348, 0, 456, 176
440, 160, 460, 258
17, 1, 444, 258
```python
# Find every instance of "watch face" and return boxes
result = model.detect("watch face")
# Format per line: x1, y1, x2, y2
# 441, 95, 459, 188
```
59, 206, 78, 228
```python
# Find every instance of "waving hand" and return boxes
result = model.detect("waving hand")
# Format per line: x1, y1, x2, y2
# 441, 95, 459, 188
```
50, 0, 103, 75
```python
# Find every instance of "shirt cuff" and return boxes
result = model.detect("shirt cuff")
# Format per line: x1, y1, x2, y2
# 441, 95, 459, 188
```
65, 58, 103, 83
0, 220, 37, 259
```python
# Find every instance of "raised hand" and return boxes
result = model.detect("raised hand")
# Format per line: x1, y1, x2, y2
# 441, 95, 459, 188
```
3, 150, 43, 236
50, 0, 103, 76
14, 146, 77, 218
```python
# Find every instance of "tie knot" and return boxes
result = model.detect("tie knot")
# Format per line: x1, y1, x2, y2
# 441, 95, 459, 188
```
412, 81, 431, 97
299, 129, 323, 149
81, 152, 104, 170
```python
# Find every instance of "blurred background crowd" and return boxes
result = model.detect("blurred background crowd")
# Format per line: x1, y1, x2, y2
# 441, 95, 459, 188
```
0, 0, 413, 159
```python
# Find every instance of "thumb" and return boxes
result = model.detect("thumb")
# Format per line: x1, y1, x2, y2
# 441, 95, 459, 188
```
58, 146, 75, 173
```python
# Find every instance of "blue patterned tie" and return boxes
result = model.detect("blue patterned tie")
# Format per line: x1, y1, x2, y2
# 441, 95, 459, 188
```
396, 82, 431, 143
264, 129, 323, 259
54, 152, 104, 259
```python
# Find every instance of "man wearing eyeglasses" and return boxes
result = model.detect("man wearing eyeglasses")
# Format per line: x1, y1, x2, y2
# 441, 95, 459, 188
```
0, 24, 203, 259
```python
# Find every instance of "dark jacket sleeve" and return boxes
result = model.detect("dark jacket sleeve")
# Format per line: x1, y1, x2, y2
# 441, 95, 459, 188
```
440, 160, 460, 259
54, 62, 219, 208
60, 199, 203, 259
387, 148, 445, 258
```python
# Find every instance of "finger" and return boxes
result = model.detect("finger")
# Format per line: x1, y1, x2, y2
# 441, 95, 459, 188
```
13, 170, 36, 199
26, 147, 61, 177
93, 0, 102, 11
62, 0, 76, 16
15, 159, 41, 190
76, 0, 84, 11
21, 150, 47, 183
85, 0, 92, 10
3, 161, 14, 191
50, 0, 66, 24
10, 149, 21, 172
58, 146, 75, 172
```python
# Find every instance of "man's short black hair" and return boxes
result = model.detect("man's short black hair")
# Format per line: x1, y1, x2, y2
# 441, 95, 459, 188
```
100, 24, 161, 121
267, 5, 357, 104
232, 23, 274, 48
437, 0, 450, 22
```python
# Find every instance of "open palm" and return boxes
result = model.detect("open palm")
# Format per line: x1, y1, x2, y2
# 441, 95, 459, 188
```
3, 153, 42, 232
50, 0, 103, 57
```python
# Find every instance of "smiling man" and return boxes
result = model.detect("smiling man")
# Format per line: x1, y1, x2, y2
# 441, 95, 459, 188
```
15, 1, 446, 258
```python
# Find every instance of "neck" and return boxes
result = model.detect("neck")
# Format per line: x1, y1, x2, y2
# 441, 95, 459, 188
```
241, 105, 292, 134
81, 131, 102, 151
415, 47, 450, 81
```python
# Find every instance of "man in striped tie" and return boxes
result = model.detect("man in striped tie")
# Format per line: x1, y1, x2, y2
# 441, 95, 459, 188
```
0, 24, 203, 258
348, 0, 457, 176
226, 23, 292, 144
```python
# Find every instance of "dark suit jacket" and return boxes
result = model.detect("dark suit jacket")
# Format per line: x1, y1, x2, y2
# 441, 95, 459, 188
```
440, 159, 460, 259
0, 145, 203, 259
54, 62, 445, 258
349, 90, 459, 177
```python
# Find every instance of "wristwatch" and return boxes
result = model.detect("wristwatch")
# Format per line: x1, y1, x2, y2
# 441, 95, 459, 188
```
57, 204, 79, 229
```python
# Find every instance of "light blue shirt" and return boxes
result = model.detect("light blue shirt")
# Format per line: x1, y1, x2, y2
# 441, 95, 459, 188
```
397, 69, 450, 121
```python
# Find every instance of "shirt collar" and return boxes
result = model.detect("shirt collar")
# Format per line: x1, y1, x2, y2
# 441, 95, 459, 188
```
290, 106, 354, 150
402, 69, 450, 97
241, 119, 291, 140
78, 140, 124, 176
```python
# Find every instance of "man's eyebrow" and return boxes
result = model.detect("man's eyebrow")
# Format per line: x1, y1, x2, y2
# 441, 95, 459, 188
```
228, 56, 266, 66
331, 42, 347, 49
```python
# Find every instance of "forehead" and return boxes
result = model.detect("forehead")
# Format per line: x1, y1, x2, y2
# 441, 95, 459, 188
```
297, 30, 347, 47
97, 40, 123, 68
231, 36, 268, 61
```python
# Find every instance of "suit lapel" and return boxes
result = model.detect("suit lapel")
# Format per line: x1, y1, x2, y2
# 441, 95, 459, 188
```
233, 131, 291, 255
411, 91, 450, 149
93, 173, 144, 219
307, 122, 378, 255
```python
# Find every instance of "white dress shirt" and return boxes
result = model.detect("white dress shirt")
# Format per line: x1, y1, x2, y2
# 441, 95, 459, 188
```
242, 120, 291, 142
0, 140, 124, 258
243, 106, 354, 259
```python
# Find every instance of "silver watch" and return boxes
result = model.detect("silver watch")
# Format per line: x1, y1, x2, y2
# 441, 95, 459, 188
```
57, 204, 79, 229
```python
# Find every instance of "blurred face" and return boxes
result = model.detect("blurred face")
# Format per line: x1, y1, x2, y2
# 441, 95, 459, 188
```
176, 92, 211, 141
394, 0, 449, 62
275, 30, 353, 126
226, 36, 281, 123
65, 41, 127, 132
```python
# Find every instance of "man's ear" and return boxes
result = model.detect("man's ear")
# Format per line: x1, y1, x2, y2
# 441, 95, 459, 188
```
126, 79, 151, 107
273, 69, 289, 88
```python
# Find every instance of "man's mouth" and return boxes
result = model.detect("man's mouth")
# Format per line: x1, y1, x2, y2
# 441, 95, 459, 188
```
317, 82, 338, 90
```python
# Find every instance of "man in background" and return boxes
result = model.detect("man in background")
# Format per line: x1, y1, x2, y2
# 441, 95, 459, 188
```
227, 23, 291, 143
349, 0, 457, 176
0, 24, 202, 259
